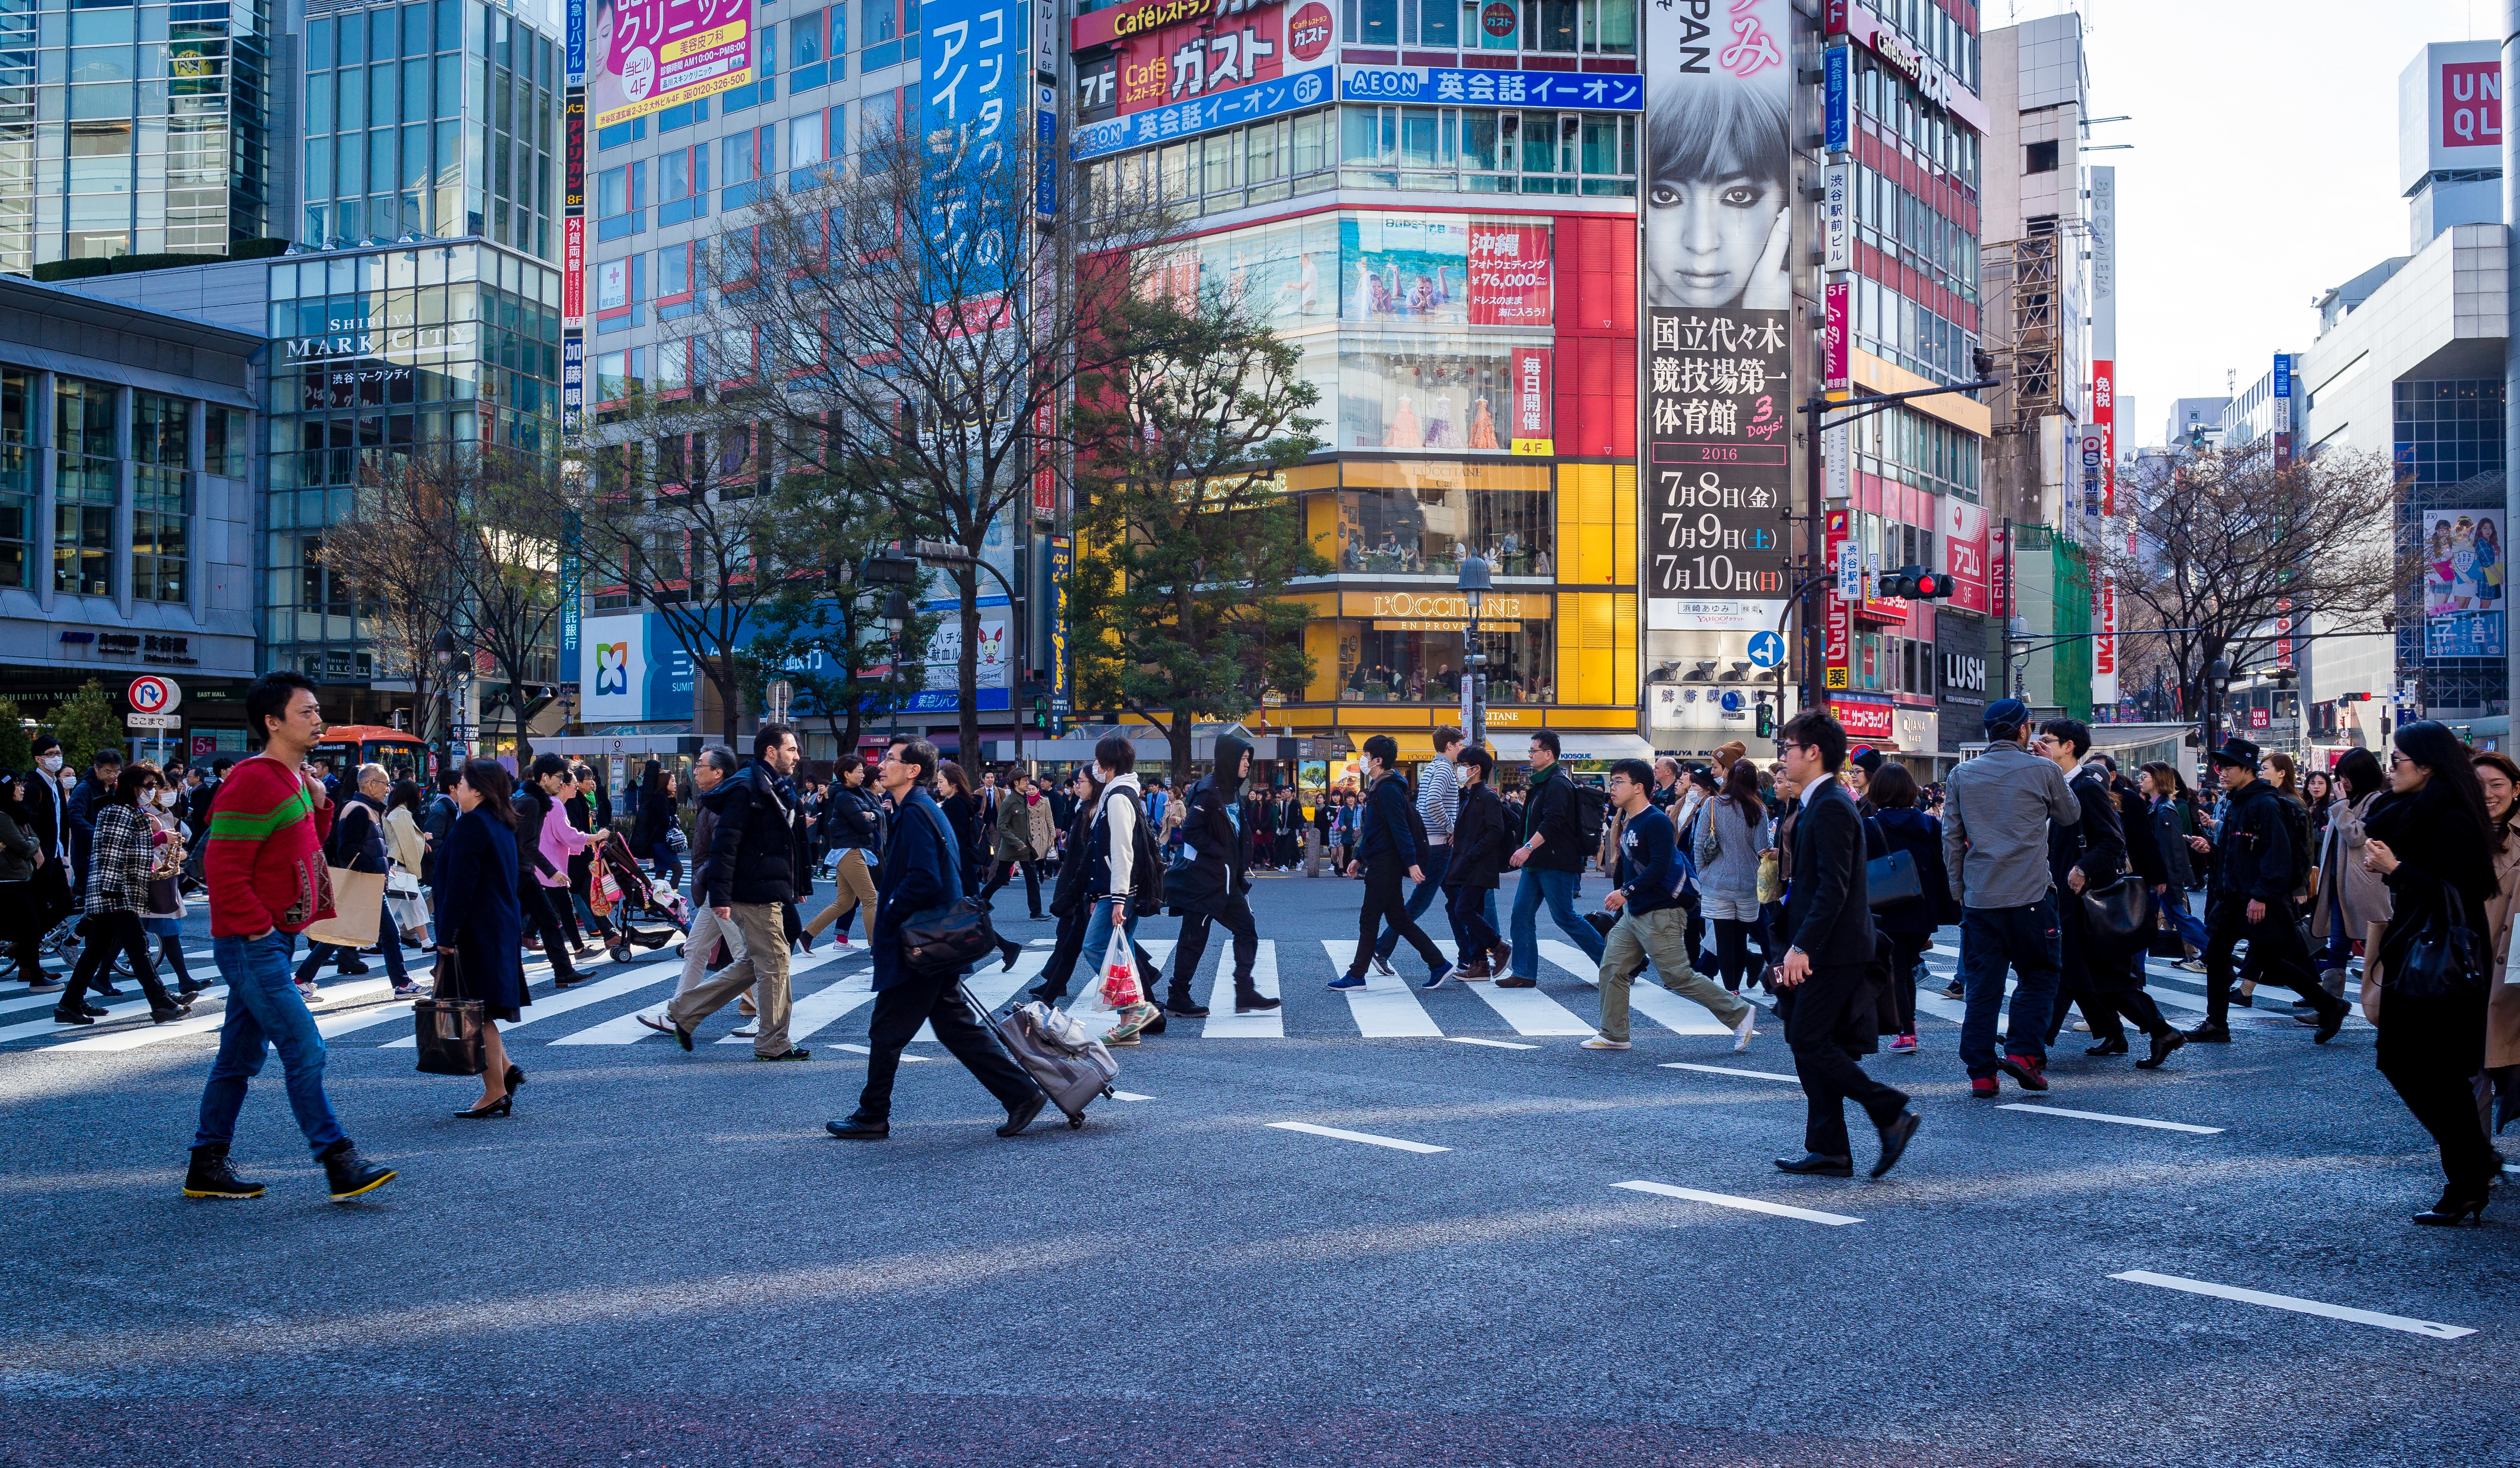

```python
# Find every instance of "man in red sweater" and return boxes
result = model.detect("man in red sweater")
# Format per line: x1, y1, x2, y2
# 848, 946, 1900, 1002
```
183, 671, 397, 1203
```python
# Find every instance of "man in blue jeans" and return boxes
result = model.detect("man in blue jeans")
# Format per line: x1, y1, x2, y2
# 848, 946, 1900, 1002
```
1498, 730, 1606, 987
184, 669, 395, 1203
1939, 697, 2081, 1098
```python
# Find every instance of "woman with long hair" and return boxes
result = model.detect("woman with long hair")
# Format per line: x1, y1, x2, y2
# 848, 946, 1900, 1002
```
2361, 721, 2499, 1224
0, 771, 52, 990
53, 765, 188, 1025
1867, 762, 1955, 1053
2302, 768, 2335, 827
632, 760, 681, 889
2140, 761, 2209, 970
936, 760, 982, 898
384, 778, 433, 952
517, 753, 592, 987
138, 765, 204, 1001
433, 759, 530, 1118
1691, 756, 1773, 994
2312, 747, 2391, 997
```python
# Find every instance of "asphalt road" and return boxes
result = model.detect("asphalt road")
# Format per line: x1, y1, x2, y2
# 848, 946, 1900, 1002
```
2, 869, 2513, 1468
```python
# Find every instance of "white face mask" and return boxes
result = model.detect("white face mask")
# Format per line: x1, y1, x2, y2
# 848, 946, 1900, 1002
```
37, 754, 61, 773
157, 790, 179, 808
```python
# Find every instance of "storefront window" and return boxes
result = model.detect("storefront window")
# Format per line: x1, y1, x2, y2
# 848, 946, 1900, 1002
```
1335, 618, 1552, 704
1337, 483, 1552, 578
1339, 330, 1539, 452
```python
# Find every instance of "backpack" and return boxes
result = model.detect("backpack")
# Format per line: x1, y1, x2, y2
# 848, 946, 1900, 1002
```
1094, 787, 1166, 909
1573, 781, 1610, 848
2274, 793, 2314, 897
1387, 775, 1433, 858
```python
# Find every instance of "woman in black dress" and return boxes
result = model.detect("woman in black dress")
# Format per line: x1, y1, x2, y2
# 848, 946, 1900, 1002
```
435, 758, 531, 1118
2361, 720, 2499, 1224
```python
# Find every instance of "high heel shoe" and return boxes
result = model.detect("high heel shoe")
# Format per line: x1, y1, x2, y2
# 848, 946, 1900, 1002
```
505, 1064, 525, 1090
2412, 1186, 2490, 1227
453, 1093, 514, 1119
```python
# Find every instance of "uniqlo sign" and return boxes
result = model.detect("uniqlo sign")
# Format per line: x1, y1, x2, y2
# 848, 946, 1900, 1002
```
2442, 60, 2503, 148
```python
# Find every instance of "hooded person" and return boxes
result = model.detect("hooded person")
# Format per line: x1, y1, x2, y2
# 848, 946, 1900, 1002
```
1163, 729, 1283, 1018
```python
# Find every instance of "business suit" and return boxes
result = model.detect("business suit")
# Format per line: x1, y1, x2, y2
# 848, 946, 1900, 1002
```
853, 787, 1039, 1123
1779, 777, 1909, 1160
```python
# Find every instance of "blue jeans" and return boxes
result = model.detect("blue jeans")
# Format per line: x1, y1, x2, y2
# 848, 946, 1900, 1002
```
1077, 899, 1141, 996
2315, 881, 2354, 972
1958, 897, 2063, 1078
2159, 884, 2209, 955
1510, 866, 1604, 979
194, 929, 346, 1156
1373, 842, 1451, 961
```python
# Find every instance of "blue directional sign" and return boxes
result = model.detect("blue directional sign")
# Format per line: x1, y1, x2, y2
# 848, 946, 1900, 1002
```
1747, 630, 1787, 669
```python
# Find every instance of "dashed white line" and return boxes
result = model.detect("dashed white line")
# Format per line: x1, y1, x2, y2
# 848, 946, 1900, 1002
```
1612, 1180, 1863, 1226
1661, 1061, 1800, 1082
1265, 1120, 1450, 1154
1111, 1090, 1153, 1101
1446, 1035, 1539, 1050
1999, 1103, 2224, 1135
2109, 1271, 2475, 1339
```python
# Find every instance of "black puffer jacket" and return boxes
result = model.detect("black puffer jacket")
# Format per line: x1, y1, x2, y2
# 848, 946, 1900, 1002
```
703, 761, 812, 908
1168, 734, 1254, 917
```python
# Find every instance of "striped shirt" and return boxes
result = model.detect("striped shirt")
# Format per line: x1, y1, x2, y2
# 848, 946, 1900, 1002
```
1417, 754, 1459, 846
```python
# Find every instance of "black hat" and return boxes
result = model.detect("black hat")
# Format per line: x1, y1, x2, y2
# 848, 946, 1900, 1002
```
1848, 746, 1882, 774
1982, 697, 2030, 732
2209, 736, 2261, 769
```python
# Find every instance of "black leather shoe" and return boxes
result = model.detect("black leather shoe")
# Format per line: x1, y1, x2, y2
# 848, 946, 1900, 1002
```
1235, 994, 1283, 1014
2413, 1186, 2490, 1227
1871, 1110, 1921, 1179
2084, 1036, 2129, 1057
2313, 1001, 2349, 1044
181, 1144, 264, 1200
319, 1141, 395, 1202
2184, 1023, 2232, 1043
825, 1115, 889, 1139
2137, 1029, 2187, 1069
998, 1093, 1048, 1137
49, 1008, 94, 1026
1773, 1153, 1855, 1177
1164, 995, 1211, 1017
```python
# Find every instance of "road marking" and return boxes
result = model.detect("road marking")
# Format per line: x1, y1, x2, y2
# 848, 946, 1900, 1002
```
703, 949, 868, 1045
1447, 1035, 1538, 1050
779, 968, 879, 1043
1546, 938, 1738, 1035
381, 953, 695, 1045
1662, 1061, 1801, 1082
915, 950, 1051, 1042
1319, 941, 1443, 1037
827, 1042, 934, 1061
0, 986, 218, 1043
56, 980, 391, 1051
1999, 1103, 2223, 1135
2108, 1271, 2475, 1339
1613, 1180, 1862, 1226
1266, 1120, 1449, 1154
533, 950, 857, 1045
1203, 939, 1284, 1038
1445, 941, 1595, 1034
1112, 1090, 1153, 1101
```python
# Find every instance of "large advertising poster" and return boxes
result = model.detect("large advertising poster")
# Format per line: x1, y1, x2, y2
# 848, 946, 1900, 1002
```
590, 0, 755, 130
1342, 215, 1469, 326
1941, 497, 1988, 613
2423, 509, 2506, 657
1468, 222, 1552, 325
1642, 0, 1793, 633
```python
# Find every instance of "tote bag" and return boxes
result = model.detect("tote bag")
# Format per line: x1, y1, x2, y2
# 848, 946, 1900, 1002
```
303, 866, 385, 949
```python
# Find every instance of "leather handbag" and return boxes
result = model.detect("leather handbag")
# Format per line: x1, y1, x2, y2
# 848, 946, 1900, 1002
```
2080, 874, 2155, 950
899, 805, 999, 979
2386, 882, 2488, 1000
1865, 848, 1921, 908
412, 952, 486, 1076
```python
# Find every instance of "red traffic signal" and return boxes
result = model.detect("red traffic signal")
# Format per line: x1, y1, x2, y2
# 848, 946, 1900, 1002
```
1878, 565, 1949, 600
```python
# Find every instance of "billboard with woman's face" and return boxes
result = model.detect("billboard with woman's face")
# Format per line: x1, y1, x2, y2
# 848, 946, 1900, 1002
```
590, 0, 755, 130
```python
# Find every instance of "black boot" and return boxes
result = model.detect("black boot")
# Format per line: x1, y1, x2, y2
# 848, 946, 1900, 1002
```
1164, 991, 1211, 1017
319, 1140, 396, 1202
182, 1144, 264, 1200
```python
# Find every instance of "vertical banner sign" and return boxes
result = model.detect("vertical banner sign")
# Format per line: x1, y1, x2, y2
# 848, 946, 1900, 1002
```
1035, 83, 1058, 216
2092, 576, 2117, 706
1031, 399, 1056, 517
1822, 420, 1848, 504
1822, 43, 1849, 152
1047, 535, 1073, 730
1821, 161, 1851, 272
2275, 596, 2295, 670
1510, 347, 1553, 455
1824, 509, 1852, 689
2087, 165, 2117, 511
566, 0, 587, 84
562, 333, 585, 443
563, 217, 587, 327
1823, 281, 1849, 393
1642, 0, 1792, 634
560, 509, 584, 677
566, 89, 588, 213
922, 0, 1021, 301
2271, 351, 2294, 467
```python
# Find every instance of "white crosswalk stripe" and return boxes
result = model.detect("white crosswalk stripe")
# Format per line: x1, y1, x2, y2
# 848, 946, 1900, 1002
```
381, 953, 696, 1046
1536, 938, 1737, 1036
1453, 940, 1595, 1034
1319, 940, 1442, 1036
1202, 939, 1284, 1038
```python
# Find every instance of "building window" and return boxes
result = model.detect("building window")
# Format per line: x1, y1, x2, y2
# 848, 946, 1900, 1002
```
1331, 618, 1552, 704
1333, 480, 1554, 579
0, 370, 29, 589
132, 392, 189, 603
2024, 139, 2057, 174
659, 145, 710, 226
54, 376, 116, 598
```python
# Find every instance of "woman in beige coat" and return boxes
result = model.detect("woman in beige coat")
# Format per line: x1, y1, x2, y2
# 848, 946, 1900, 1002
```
2312, 747, 2391, 999
2467, 751, 2520, 1149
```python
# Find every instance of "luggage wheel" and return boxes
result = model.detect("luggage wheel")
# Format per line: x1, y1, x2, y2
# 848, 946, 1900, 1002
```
1068, 1115, 1084, 1129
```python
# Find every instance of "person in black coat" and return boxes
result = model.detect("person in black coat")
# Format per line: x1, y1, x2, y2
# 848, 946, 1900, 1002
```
433, 759, 530, 1118
2361, 720, 2502, 1224
632, 761, 681, 887
1445, 747, 1510, 975
2036, 728, 2185, 1068
1166, 732, 1281, 1017
2184, 736, 2349, 1042
937, 762, 983, 898
1865, 762, 1956, 1050
1771, 711, 1919, 1179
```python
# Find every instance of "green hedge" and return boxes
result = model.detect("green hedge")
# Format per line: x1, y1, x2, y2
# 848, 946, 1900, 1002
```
32, 237, 291, 283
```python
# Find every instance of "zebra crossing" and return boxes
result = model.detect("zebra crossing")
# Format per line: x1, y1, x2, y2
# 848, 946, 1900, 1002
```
0, 925, 2366, 1062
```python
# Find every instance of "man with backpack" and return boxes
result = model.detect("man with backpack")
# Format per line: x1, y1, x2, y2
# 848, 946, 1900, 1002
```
1498, 730, 1606, 989
1331, 734, 1452, 992
1073, 735, 1166, 1037
1584, 759, 1758, 1053
1165, 731, 1282, 1017
2183, 737, 2351, 1044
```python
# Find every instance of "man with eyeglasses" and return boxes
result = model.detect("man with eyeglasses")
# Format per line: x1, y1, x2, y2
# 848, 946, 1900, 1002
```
1939, 697, 2082, 1099
2182, 736, 2349, 1044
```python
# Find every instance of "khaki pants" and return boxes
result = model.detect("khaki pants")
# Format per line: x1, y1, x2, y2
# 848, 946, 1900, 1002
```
1596, 905, 1750, 1043
671, 902, 748, 1000
670, 901, 793, 1056
805, 848, 877, 937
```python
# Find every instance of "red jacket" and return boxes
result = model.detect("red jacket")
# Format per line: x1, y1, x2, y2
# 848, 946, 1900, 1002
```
203, 754, 335, 938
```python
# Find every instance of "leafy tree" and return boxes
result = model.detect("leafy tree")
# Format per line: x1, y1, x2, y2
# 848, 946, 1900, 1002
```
1066, 288, 1326, 772
0, 696, 32, 773
47, 680, 122, 771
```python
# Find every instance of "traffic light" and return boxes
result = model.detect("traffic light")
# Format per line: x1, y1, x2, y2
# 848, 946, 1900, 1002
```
1754, 700, 1775, 738
1878, 565, 1949, 600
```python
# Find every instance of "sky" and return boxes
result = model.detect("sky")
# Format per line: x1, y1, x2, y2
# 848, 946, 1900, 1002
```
2024, 0, 2504, 445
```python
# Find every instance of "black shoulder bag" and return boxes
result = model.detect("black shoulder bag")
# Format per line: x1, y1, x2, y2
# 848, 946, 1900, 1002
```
897, 804, 1000, 979
2386, 874, 2489, 1000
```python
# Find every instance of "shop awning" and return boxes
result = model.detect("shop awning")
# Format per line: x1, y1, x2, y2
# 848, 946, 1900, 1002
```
1551, 734, 1656, 762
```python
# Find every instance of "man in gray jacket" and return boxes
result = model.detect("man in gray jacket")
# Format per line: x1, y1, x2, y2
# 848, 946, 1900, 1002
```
1940, 698, 2080, 1099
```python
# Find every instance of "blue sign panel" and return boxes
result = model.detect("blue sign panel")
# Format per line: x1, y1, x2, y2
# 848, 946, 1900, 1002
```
561, 333, 585, 442
2272, 352, 2292, 400
1823, 45, 1849, 153
921, 0, 1023, 294
1336, 65, 1643, 110
566, 0, 586, 84
1072, 65, 1332, 161
1746, 630, 1787, 669
2427, 609, 2505, 659
1036, 89, 1058, 216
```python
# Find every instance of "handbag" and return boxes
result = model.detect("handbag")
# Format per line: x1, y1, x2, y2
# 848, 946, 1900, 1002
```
1756, 849, 1782, 906
303, 864, 385, 949
412, 950, 486, 1075
2385, 880, 2489, 1000
897, 804, 1000, 979
2079, 873, 2155, 950
1865, 848, 1921, 908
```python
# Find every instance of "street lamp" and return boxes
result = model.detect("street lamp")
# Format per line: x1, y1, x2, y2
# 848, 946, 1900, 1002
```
881, 588, 912, 749
1457, 554, 1491, 751
432, 630, 457, 772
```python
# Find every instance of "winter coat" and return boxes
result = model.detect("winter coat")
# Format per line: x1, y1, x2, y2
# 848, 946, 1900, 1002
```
1691, 794, 1770, 923
994, 788, 1039, 863
1444, 783, 1508, 890
2310, 790, 2391, 940
1165, 771, 1246, 917
1871, 806, 1957, 937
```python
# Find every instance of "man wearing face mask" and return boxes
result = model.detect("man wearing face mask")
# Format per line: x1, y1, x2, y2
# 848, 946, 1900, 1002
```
23, 736, 74, 939
1165, 730, 1283, 1018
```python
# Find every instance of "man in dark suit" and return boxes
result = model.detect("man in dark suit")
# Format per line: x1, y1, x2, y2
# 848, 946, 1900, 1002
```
1771, 711, 1920, 1179
825, 735, 1044, 1141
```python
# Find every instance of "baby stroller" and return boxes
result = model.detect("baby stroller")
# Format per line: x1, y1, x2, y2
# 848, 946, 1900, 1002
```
590, 829, 688, 964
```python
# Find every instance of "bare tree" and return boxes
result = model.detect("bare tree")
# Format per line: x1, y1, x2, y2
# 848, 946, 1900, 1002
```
433, 446, 573, 760
692, 117, 1182, 764
2102, 442, 2408, 723
320, 452, 466, 741
1067, 287, 1326, 773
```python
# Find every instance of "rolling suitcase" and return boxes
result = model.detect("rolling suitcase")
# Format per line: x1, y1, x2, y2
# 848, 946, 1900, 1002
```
968, 985, 1117, 1129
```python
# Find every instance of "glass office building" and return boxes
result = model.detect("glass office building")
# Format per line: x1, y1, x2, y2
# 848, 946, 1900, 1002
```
0, 0, 273, 272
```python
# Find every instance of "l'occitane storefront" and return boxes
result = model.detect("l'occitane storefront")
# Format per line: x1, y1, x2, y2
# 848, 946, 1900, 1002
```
1268, 456, 1639, 762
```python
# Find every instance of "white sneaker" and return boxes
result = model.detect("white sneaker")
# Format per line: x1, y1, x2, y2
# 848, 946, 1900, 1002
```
296, 984, 325, 1006
1732, 1010, 1758, 1052
2072, 1020, 2090, 1032
1580, 1034, 1631, 1050
733, 1026, 757, 1038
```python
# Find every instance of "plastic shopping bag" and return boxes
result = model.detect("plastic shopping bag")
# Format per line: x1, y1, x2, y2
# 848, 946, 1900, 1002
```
1098, 926, 1143, 1008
